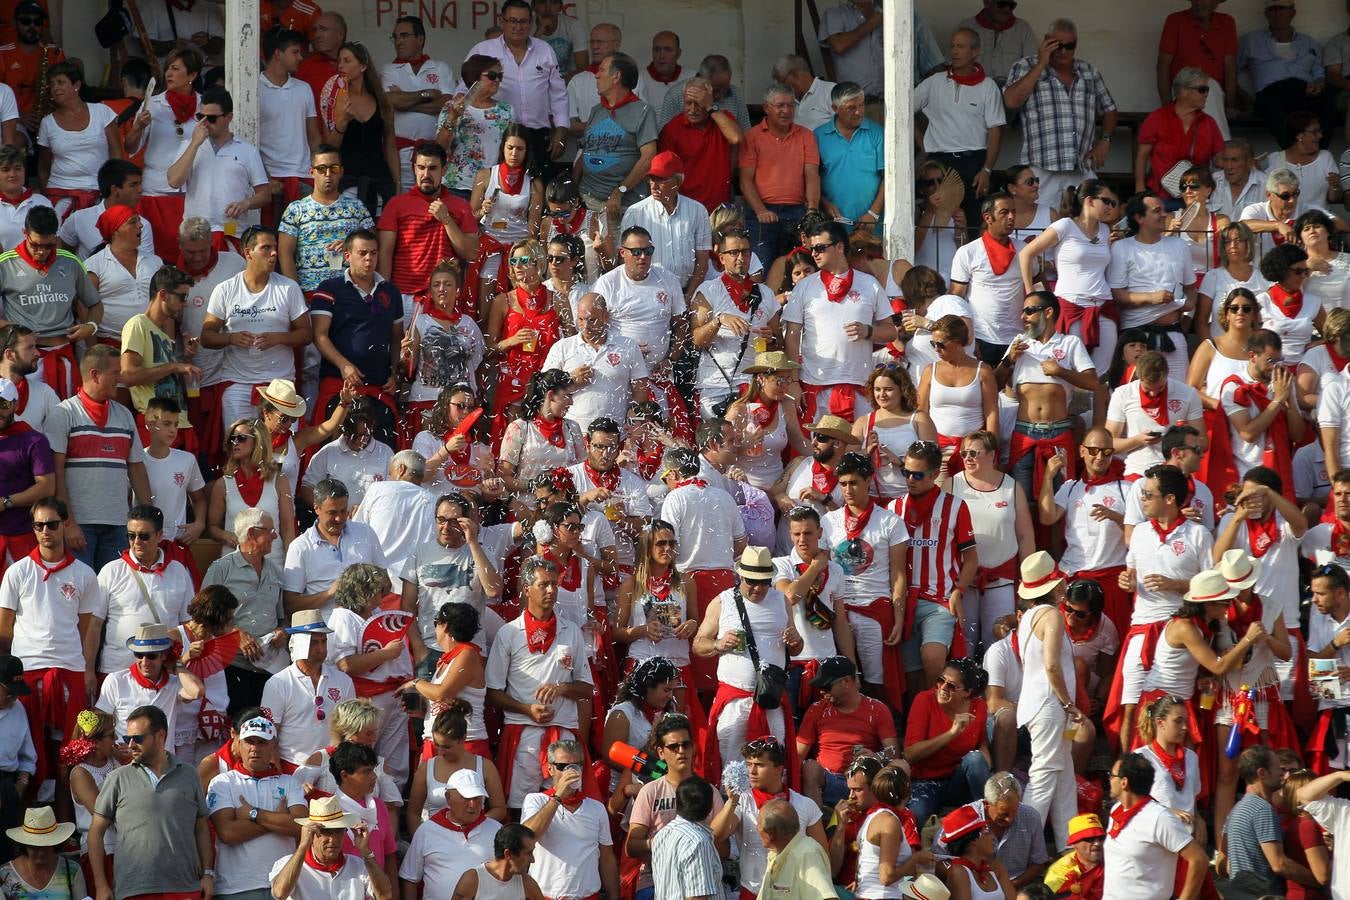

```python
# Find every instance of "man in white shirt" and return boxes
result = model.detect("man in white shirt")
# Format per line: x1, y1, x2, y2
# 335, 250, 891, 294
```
1238, 169, 1344, 259
1107, 194, 1197, 380
1209, 140, 1266, 221
1102, 752, 1207, 899
771, 54, 836, 132
301, 407, 394, 509
284, 478, 387, 617
485, 557, 593, 808
620, 152, 712, 298
58, 159, 155, 258
1105, 350, 1204, 479
199, 226, 312, 427
568, 416, 652, 578
0, 146, 49, 251
636, 30, 686, 115
1294, 769, 1350, 892
1121, 425, 1217, 542
1308, 564, 1350, 773
950, 192, 1025, 364
566, 22, 623, 137
1300, 470, 1350, 574
95, 623, 203, 755
957, 0, 1040, 84
1220, 329, 1302, 490
166, 87, 270, 239
783, 221, 896, 424
258, 27, 320, 227
260, 610, 355, 764
543, 292, 649, 433
520, 738, 619, 900
95, 504, 193, 676
381, 16, 456, 192
351, 450, 435, 588
270, 796, 394, 900
399, 768, 501, 900
0, 324, 58, 431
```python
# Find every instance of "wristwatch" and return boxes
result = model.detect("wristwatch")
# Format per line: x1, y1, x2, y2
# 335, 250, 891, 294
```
1, 496, 11, 510
249, 807, 260, 823
617, 185, 628, 195
202, 868, 216, 879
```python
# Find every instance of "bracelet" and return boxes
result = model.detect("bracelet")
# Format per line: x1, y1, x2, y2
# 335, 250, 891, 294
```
863, 323, 873, 340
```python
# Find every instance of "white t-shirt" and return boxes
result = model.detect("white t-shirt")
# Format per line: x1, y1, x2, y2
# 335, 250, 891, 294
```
95, 668, 185, 753
205, 271, 308, 385
983, 635, 1022, 701
1303, 799, 1350, 896
567, 461, 653, 567
591, 265, 688, 365
1218, 511, 1301, 627
380, 58, 457, 145
912, 72, 1005, 153
901, 293, 975, 381
144, 448, 206, 538
773, 551, 848, 662
206, 769, 305, 895
734, 789, 822, 894
184, 136, 269, 231
95, 555, 193, 674
1105, 379, 1205, 476
819, 504, 908, 604
350, 479, 436, 588
693, 278, 777, 397
1011, 331, 1094, 401
1141, 744, 1201, 817
302, 438, 393, 509
37, 104, 118, 191
1319, 369, 1350, 477
257, 74, 317, 179
782, 268, 890, 387
1123, 477, 1216, 532
0, 554, 102, 671
259, 663, 356, 763
1219, 375, 1276, 476
484, 614, 590, 728
1257, 287, 1322, 358
1106, 236, 1192, 328
84, 248, 165, 340
543, 333, 649, 432
1102, 801, 1193, 900
1125, 519, 1214, 624
14, 372, 58, 431
949, 235, 1025, 345
138, 91, 196, 196
327, 606, 413, 683
1197, 266, 1271, 335
0, 191, 51, 252
1047, 217, 1112, 302
399, 817, 500, 900
519, 793, 612, 898
181, 251, 246, 387
59, 200, 155, 260
268, 852, 369, 900
661, 481, 746, 572
1053, 478, 1129, 572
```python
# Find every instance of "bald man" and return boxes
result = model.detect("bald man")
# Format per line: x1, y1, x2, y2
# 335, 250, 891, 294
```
297, 12, 347, 105
568, 23, 626, 135
638, 31, 686, 113
542, 292, 650, 432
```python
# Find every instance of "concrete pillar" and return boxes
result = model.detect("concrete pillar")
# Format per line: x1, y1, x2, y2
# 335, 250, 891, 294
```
883, 0, 915, 262
224, 0, 260, 144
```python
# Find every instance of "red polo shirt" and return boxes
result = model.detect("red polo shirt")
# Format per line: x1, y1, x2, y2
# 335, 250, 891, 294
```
659, 113, 733, 211
1158, 10, 1236, 85
376, 187, 476, 295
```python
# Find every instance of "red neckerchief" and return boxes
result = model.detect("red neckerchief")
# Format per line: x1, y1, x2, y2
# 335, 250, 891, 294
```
1060, 602, 1101, 643
673, 477, 707, 490
1010, 628, 1022, 662
271, 426, 291, 452
722, 273, 755, 313
645, 62, 683, 84
1149, 740, 1186, 790
498, 163, 525, 196
796, 560, 828, 592
430, 809, 488, 836
542, 547, 581, 592
646, 568, 672, 600
544, 786, 585, 810
751, 400, 778, 429
599, 90, 640, 112
811, 460, 838, 495
304, 848, 344, 874
1149, 516, 1183, 544
947, 63, 987, 86
822, 268, 855, 303
554, 207, 587, 235
1057, 859, 1104, 899
176, 246, 218, 280
523, 608, 558, 654
980, 231, 1015, 276
1328, 342, 1348, 373
0, 418, 30, 438
843, 502, 873, 541
233, 468, 264, 507
1271, 219, 1295, 246
1224, 375, 1293, 493
119, 549, 166, 575
584, 62, 602, 75
1269, 283, 1303, 319
129, 662, 170, 691
1227, 594, 1263, 635
534, 415, 565, 448
973, 8, 1016, 31
1081, 458, 1125, 488
164, 89, 198, 126
751, 787, 788, 809
420, 291, 461, 325
1107, 797, 1152, 838
439, 641, 472, 668
584, 460, 620, 492
1139, 383, 1168, 425
900, 487, 939, 531
10, 376, 28, 415
0, 188, 32, 208
229, 753, 285, 778
517, 284, 550, 314
28, 549, 75, 582
77, 389, 110, 429
1247, 515, 1280, 559
393, 54, 430, 69
1333, 519, 1350, 558
948, 857, 993, 875
15, 240, 54, 274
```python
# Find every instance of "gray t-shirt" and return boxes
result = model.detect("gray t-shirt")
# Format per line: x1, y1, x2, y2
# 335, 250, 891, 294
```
93, 756, 209, 899
0, 248, 100, 338
578, 99, 658, 204
44, 395, 145, 526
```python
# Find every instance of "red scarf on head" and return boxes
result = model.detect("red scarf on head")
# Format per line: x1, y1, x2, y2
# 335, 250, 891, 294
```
304, 848, 344, 874
15, 240, 54, 274
129, 661, 170, 691
1268, 283, 1303, 319
599, 90, 639, 112
844, 502, 873, 541
1227, 594, 1263, 635
1332, 519, 1350, 558
233, 468, 264, 507
1060, 602, 1100, 643
811, 460, 838, 495
751, 787, 788, 809
28, 549, 75, 582
164, 89, 198, 125
583, 460, 619, 492
497, 164, 525, 196
119, 549, 166, 575
822, 268, 854, 303
646, 568, 672, 600
429, 810, 488, 836
77, 389, 110, 429
1139, 383, 1169, 425
751, 400, 778, 429
722, 273, 755, 314
0, 188, 32, 208
645, 62, 683, 84
1246, 515, 1280, 558
534, 415, 565, 448
176, 246, 218, 280
543, 547, 581, 592
393, 53, 430, 68
947, 63, 987, 86
544, 786, 585, 810
981, 231, 1015, 276
1150, 740, 1187, 790
973, 8, 1016, 31
523, 609, 558, 654
1081, 458, 1125, 488
1108, 797, 1152, 838
1150, 516, 1184, 544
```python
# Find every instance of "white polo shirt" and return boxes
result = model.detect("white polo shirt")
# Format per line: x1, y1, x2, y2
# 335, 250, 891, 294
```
205, 270, 308, 385
183, 135, 269, 232
398, 815, 500, 900
912, 71, 1005, 153
138, 91, 195, 197
1106, 236, 1193, 329
820, 503, 908, 604
350, 479, 435, 587
591, 264, 687, 365
1219, 375, 1277, 477
326, 606, 413, 683
207, 768, 306, 895
269, 852, 370, 900
1102, 801, 1193, 900
0, 553, 102, 671
660, 481, 745, 572
1218, 511, 1301, 626
949, 234, 1025, 345
95, 667, 184, 752
95, 554, 193, 674
1105, 379, 1204, 477
1125, 518, 1214, 625
544, 332, 649, 432
0, 190, 52, 251
259, 663, 356, 764
782, 268, 890, 388
257, 73, 317, 179
282, 522, 388, 618
794, 78, 837, 132
301, 437, 393, 509
1123, 477, 1216, 532
380, 58, 456, 147
520, 793, 612, 897
568, 461, 653, 567
1319, 370, 1350, 474
1053, 477, 1129, 572
984, 634, 1022, 701
692, 277, 777, 398
144, 448, 207, 539
484, 614, 590, 729
620, 195, 713, 285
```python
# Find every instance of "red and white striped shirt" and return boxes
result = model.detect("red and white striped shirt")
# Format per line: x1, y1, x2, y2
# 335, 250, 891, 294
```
890, 488, 976, 604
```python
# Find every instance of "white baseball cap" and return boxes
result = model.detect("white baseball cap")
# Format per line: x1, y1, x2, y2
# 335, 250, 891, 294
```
445, 768, 488, 800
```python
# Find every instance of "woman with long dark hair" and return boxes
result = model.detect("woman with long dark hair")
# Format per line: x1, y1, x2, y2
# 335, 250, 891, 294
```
600, 657, 679, 787
464, 124, 544, 314
403, 602, 488, 761
498, 368, 582, 495
323, 41, 399, 215
411, 383, 496, 495
903, 656, 991, 823
174, 585, 240, 762
405, 701, 508, 832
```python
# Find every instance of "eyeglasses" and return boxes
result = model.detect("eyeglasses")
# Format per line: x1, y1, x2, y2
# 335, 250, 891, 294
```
434, 516, 463, 526
483, 71, 504, 81
312, 164, 342, 174
501, 16, 531, 24
391, 31, 417, 40
1022, 305, 1051, 315
126, 531, 155, 542
508, 256, 536, 266
559, 521, 583, 532
546, 254, 571, 264
229, 433, 253, 444
1108, 771, 1124, 781
621, 246, 656, 257
194, 112, 222, 123
900, 468, 930, 480
662, 740, 694, 751
1273, 190, 1301, 201
122, 733, 149, 745
31, 520, 62, 531
720, 248, 752, 257
807, 243, 835, 254
1082, 447, 1113, 458
960, 449, 984, 459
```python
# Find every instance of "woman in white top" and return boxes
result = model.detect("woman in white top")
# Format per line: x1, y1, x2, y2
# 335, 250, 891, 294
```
542, 178, 607, 278
914, 161, 963, 283
1265, 112, 1343, 211
1186, 287, 1262, 413
405, 700, 508, 834
616, 521, 699, 685
1167, 166, 1230, 283
916, 316, 996, 475
256, 378, 355, 491
468, 125, 544, 301
853, 766, 932, 898
123, 49, 199, 256
83, 207, 164, 341
1256, 243, 1323, 358
1019, 179, 1120, 372
941, 805, 1015, 900
1136, 696, 1204, 843
403, 260, 487, 433
849, 228, 912, 302
1296, 209, 1350, 313
174, 586, 238, 764
855, 363, 938, 500
543, 234, 588, 335
1296, 308, 1350, 414
600, 656, 679, 791
1195, 222, 1270, 341
207, 418, 296, 564
412, 384, 498, 496
37, 61, 122, 220
499, 368, 585, 499
1006, 164, 1057, 248
725, 355, 809, 491
66, 709, 119, 864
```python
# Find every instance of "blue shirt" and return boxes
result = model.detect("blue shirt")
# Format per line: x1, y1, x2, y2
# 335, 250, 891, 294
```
815, 117, 884, 221
278, 195, 375, 292
309, 271, 402, 385
1237, 29, 1323, 93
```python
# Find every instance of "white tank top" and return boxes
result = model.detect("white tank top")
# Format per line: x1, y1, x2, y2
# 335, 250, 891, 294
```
954, 863, 1006, 900
950, 472, 1019, 570
927, 362, 985, 438
1144, 621, 1201, 698
481, 165, 532, 243
739, 401, 790, 491
1012, 202, 1054, 245
1016, 605, 1076, 727
606, 699, 654, 751
626, 582, 692, 666
1202, 340, 1250, 397
74, 758, 119, 853
854, 807, 907, 898
884, 263, 904, 299
866, 412, 919, 500
470, 863, 527, 900
421, 753, 485, 821
270, 435, 299, 491
716, 588, 789, 690
1180, 213, 1219, 278
550, 553, 597, 658
223, 469, 283, 566
422, 654, 488, 742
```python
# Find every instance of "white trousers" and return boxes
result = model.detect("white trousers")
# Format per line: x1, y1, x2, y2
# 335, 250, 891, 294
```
715, 696, 787, 774
1023, 701, 1078, 851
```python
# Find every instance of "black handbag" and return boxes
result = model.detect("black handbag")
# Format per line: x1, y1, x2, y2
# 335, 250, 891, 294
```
729, 586, 788, 709
96, 1, 132, 48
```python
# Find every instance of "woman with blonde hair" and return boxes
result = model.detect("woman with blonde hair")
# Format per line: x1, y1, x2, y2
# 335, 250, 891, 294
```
724, 353, 810, 490
207, 417, 295, 563
255, 377, 355, 492
1296, 307, 1350, 414
485, 239, 562, 448
64, 709, 119, 887
1195, 221, 1270, 341
854, 363, 938, 500
298, 697, 403, 810
615, 521, 700, 716
915, 315, 996, 474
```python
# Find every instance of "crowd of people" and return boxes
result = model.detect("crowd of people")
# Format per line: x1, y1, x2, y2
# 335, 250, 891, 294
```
2, 0, 1350, 898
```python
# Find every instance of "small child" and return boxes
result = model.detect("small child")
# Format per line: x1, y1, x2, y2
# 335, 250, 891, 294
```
142, 397, 207, 583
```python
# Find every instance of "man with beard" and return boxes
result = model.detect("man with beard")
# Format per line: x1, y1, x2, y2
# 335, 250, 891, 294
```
773, 415, 854, 518
0, 2, 63, 140
120, 265, 201, 444
543, 293, 649, 433
376, 142, 478, 303
279, 146, 374, 296
951, 193, 1025, 365
794, 656, 897, 807
0, 324, 56, 430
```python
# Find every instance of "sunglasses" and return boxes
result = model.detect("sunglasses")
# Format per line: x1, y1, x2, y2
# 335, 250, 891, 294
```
1092, 196, 1118, 208
662, 739, 694, 751
229, 433, 253, 444
483, 71, 504, 81
559, 521, 583, 532
1226, 304, 1256, 314
935, 676, 966, 691
622, 246, 656, 257
314, 696, 326, 722
654, 539, 677, 548
1020, 176, 1040, 186
126, 531, 156, 542
508, 256, 536, 266
1063, 606, 1093, 619
31, 520, 62, 531
1188, 84, 1210, 93
808, 243, 835, 254
194, 112, 222, 123
900, 468, 931, 480
545, 254, 572, 264
1022, 305, 1051, 315
1179, 182, 1204, 191
1082, 447, 1113, 458
121, 734, 150, 745
1273, 190, 1301, 201
960, 449, 984, 459
312, 164, 342, 174
1056, 41, 1077, 51
132, 651, 162, 660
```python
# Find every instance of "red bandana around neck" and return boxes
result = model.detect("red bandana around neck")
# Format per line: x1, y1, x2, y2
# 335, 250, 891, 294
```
164, 89, 198, 125
129, 661, 170, 691
15, 240, 55, 274
498, 164, 526, 196
1268, 283, 1303, 319
822, 268, 855, 303
523, 609, 558, 654
901, 487, 940, 531
176, 246, 218, 280
438, 641, 472, 668
1150, 740, 1187, 790
947, 62, 987, 86
543, 547, 581, 592
948, 857, 994, 875
77, 389, 110, 429
534, 415, 565, 448
1108, 797, 1152, 838
1333, 519, 1350, 558
973, 8, 1016, 31
722, 273, 755, 313
1139, 383, 1169, 425
1246, 515, 1280, 558
271, 428, 290, 452
430, 809, 488, 836
844, 502, 873, 541
119, 549, 166, 575
518, 284, 550, 314
304, 848, 344, 874
1059, 601, 1100, 643
1081, 458, 1125, 488
1149, 516, 1184, 544
0, 188, 32, 208
751, 787, 788, 809
673, 477, 707, 490
980, 231, 1015, 276
1227, 594, 1263, 636
645, 62, 683, 84
646, 568, 672, 600
1328, 341, 1349, 374
811, 460, 838, 496
29, 549, 75, 582
544, 786, 585, 809
599, 90, 639, 112
394, 54, 430, 68
584, 460, 619, 492
233, 468, 264, 507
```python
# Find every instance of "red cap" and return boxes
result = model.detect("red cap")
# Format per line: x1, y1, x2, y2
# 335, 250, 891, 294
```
940, 805, 987, 843
648, 151, 684, 179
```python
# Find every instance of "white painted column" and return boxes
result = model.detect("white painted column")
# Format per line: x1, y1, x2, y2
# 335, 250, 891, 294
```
883, 0, 915, 262
224, 0, 260, 144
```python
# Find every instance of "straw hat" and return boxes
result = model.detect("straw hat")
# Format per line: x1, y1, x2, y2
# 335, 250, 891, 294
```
258, 378, 308, 419
1184, 569, 1239, 604
743, 351, 800, 374
294, 795, 362, 829
735, 546, 775, 581
805, 415, 858, 443
6, 807, 75, 847
125, 623, 174, 653
286, 610, 332, 635
902, 874, 951, 900
1017, 551, 1065, 600
1217, 548, 1261, 591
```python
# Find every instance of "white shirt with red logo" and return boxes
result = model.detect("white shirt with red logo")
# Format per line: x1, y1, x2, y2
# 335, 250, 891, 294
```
1123, 477, 1216, 532
95, 554, 193, 674
1105, 379, 1204, 477
1125, 519, 1214, 624
543, 333, 650, 432
592, 265, 688, 366
1053, 478, 1129, 572
1011, 331, 1094, 402
0, 554, 103, 671
781, 268, 890, 388
1216, 511, 1300, 627
259, 663, 356, 764
484, 614, 590, 729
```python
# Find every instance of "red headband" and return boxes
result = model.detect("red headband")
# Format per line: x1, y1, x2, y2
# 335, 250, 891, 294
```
96, 205, 138, 243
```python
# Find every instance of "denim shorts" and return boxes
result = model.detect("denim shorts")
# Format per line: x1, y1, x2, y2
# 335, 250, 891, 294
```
901, 599, 956, 669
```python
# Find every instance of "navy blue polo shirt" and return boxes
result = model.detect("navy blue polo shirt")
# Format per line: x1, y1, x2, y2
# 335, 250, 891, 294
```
309, 271, 403, 385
